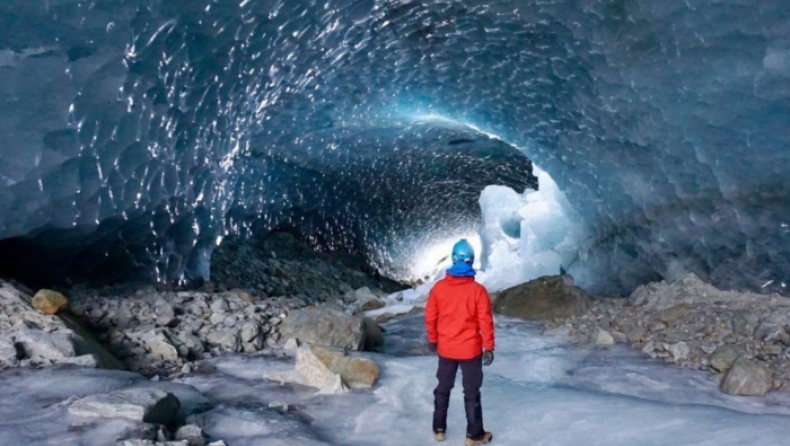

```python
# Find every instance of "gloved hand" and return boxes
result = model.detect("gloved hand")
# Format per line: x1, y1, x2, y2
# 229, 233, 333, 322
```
428, 342, 438, 353
483, 350, 494, 366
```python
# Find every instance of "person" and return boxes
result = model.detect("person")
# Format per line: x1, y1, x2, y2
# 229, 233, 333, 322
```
425, 239, 495, 445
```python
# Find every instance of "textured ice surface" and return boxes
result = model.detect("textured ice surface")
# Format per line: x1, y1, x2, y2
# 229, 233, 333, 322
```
1, 0, 789, 293
5, 316, 790, 445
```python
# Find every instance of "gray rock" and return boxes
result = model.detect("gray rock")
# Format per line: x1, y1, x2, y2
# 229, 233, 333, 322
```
175, 424, 205, 446
0, 336, 18, 367
492, 276, 592, 321
207, 330, 239, 352
208, 313, 225, 325
61, 354, 99, 368
710, 344, 741, 372
142, 332, 180, 362
69, 388, 181, 425
168, 332, 205, 360
240, 322, 260, 343
595, 329, 615, 346
210, 298, 228, 313
667, 341, 690, 361
13, 329, 76, 361
721, 358, 773, 396
543, 325, 572, 337
281, 306, 367, 351
283, 338, 299, 350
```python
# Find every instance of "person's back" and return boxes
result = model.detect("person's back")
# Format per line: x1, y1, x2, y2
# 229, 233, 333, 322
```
425, 240, 495, 445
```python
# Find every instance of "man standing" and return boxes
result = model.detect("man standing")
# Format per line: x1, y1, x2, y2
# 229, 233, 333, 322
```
425, 239, 495, 445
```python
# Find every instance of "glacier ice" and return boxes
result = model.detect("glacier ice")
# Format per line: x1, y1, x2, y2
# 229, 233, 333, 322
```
4, 317, 790, 445
0, 0, 789, 294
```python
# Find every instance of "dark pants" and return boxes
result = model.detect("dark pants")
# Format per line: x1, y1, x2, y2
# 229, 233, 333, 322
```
433, 355, 485, 439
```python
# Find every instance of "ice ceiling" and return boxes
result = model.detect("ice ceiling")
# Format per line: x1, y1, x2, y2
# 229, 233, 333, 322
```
0, 0, 788, 295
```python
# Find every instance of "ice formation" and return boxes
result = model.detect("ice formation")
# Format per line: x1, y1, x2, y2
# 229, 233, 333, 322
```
4, 316, 790, 446
0, 0, 789, 294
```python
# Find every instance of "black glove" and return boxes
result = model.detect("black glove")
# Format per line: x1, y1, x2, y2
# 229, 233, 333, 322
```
483, 350, 494, 366
428, 342, 438, 353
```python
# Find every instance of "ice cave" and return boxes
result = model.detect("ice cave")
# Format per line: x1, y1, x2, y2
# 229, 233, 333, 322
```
1, 1, 790, 445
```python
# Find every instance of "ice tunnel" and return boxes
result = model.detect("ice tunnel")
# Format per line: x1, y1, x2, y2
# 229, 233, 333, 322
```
0, 0, 789, 295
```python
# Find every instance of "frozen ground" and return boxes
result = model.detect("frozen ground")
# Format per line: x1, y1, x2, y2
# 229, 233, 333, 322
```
3, 315, 790, 446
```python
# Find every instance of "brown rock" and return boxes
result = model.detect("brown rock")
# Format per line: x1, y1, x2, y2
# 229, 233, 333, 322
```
31, 289, 69, 315
721, 358, 773, 396
493, 275, 591, 321
309, 344, 380, 388
656, 304, 692, 324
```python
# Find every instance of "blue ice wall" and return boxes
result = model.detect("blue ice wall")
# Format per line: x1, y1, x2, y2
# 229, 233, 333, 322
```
0, 0, 788, 294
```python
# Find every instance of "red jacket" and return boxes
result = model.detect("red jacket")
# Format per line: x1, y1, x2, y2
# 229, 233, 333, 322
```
425, 275, 495, 360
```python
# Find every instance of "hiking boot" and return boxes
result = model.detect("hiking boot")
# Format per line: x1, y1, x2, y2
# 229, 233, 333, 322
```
464, 432, 493, 446
434, 432, 446, 442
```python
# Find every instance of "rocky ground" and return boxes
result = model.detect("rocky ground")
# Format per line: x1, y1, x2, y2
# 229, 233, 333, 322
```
0, 231, 401, 445
63, 231, 398, 377
498, 274, 790, 396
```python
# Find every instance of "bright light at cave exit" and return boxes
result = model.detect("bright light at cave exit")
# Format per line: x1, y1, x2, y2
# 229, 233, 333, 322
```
404, 111, 564, 282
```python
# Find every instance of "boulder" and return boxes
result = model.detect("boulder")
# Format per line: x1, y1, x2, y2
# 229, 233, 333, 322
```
493, 275, 592, 321
0, 337, 18, 368
13, 329, 76, 361
595, 329, 614, 346
362, 317, 384, 351
117, 441, 189, 446
142, 331, 179, 362
720, 358, 773, 396
295, 344, 349, 394
656, 304, 693, 324
296, 344, 380, 393
31, 289, 69, 315
355, 287, 385, 311
710, 344, 741, 372
69, 388, 181, 425
306, 344, 380, 388
281, 306, 367, 351
666, 341, 690, 362
175, 424, 205, 446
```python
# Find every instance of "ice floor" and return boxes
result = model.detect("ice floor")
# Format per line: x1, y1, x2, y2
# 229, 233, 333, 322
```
3, 316, 790, 446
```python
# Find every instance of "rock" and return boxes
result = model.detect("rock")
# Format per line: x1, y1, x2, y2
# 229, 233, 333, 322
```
362, 317, 384, 351
210, 298, 228, 313
240, 322, 259, 342
543, 325, 572, 337
641, 340, 656, 355
306, 344, 380, 388
69, 388, 181, 425
208, 313, 225, 325
355, 287, 385, 311
721, 358, 773, 396
61, 354, 99, 368
626, 326, 647, 344
667, 341, 690, 361
281, 306, 367, 351
120, 440, 189, 446
0, 336, 18, 364
284, 338, 299, 350
294, 345, 348, 394
656, 304, 692, 324
492, 276, 592, 321
175, 424, 205, 446
710, 344, 741, 372
207, 330, 239, 352
143, 332, 179, 362
31, 289, 69, 315
169, 332, 205, 360
595, 329, 615, 346
13, 329, 76, 361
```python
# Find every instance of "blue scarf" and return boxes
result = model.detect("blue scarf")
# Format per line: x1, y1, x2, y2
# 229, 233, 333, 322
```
446, 263, 476, 277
